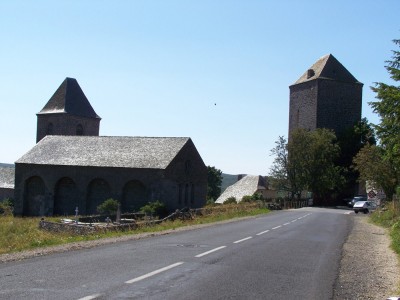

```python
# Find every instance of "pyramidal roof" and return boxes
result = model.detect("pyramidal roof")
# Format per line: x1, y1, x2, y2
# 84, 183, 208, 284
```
37, 77, 101, 119
293, 54, 362, 85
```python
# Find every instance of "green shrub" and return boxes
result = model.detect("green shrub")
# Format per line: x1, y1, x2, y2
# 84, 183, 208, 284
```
223, 197, 237, 204
251, 193, 263, 201
0, 199, 13, 216
140, 201, 167, 217
241, 195, 253, 203
97, 198, 120, 215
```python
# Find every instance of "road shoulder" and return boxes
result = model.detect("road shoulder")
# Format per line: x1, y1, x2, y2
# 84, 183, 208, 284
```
334, 215, 400, 299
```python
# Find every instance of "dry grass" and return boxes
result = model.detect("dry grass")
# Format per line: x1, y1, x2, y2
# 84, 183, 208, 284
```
0, 204, 269, 255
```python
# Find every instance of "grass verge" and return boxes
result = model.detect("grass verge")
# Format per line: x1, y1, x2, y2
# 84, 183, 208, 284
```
370, 201, 400, 293
0, 205, 269, 255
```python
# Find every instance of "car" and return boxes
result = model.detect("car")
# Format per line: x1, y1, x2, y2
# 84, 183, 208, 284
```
353, 201, 377, 214
348, 196, 367, 207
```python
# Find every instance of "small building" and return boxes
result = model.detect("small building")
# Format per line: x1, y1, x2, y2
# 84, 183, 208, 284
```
0, 165, 15, 201
215, 175, 272, 204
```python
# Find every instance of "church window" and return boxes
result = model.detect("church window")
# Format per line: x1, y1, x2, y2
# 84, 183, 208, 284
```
76, 124, 84, 135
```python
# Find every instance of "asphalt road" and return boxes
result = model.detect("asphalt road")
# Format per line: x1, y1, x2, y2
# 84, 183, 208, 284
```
0, 207, 352, 300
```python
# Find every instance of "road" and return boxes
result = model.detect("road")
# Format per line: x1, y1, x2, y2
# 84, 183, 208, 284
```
0, 207, 352, 299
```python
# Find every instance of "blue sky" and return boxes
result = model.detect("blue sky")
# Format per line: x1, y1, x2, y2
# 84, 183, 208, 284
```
0, 1, 398, 175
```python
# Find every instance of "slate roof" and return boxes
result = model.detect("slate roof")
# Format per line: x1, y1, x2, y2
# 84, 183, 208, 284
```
0, 165, 15, 189
215, 175, 266, 204
293, 54, 361, 85
16, 136, 191, 169
37, 78, 101, 119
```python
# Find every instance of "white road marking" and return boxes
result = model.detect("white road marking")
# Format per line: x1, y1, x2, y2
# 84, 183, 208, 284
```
125, 262, 184, 284
344, 211, 352, 215
283, 222, 291, 226
233, 236, 253, 244
77, 294, 102, 300
272, 225, 282, 230
195, 246, 226, 258
291, 219, 297, 223
256, 230, 270, 236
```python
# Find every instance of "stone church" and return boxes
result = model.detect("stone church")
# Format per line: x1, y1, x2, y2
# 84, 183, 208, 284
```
289, 54, 363, 137
13, 78, 207, 216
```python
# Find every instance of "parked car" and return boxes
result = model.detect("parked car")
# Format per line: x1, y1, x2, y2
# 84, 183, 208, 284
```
348, 196, 367, 207
353, 201, 377, 214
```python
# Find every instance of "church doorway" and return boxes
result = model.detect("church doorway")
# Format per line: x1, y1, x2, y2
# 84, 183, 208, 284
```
122, 180, 147, 212
54, 177, 78, 216
86, 178, 111, 214
24, 176, 46, 216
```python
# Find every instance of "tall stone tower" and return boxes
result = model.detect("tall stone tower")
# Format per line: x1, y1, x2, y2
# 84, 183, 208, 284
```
36, 78, 101, 143
289, 54, 363, 138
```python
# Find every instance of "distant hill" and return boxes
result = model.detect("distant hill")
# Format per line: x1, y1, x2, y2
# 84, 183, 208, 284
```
221, 173, 239, 193
0, 163, 14, 168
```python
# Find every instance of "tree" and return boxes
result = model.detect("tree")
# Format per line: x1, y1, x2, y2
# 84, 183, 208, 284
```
269, 135, 305, 199
336, 118, 376, 197
288, 128, 344, 204
370, 39, 400, 177
207, 166, 223, 201
97, 198, 119, 215
269, 129, 344, 203
353, 144, 398, 200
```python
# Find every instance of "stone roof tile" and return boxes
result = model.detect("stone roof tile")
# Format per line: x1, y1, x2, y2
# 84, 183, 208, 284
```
215, 175, 266, 204
293, 54, 361, 85
16, 136, 190, 169
37, 78, 100, 119
0, 166, 15, 189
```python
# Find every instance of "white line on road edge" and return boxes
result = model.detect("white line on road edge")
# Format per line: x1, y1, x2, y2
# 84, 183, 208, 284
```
272, 225, 282, 230
283, 222, 291, 226
256, 230, 270, 236
77, 294, 102, 300
195, 246, 226, 258
233, 236, 253, 244
125, 262, 184, 284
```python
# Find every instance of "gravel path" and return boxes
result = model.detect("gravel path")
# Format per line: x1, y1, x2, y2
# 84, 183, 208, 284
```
334, 215, 400, 299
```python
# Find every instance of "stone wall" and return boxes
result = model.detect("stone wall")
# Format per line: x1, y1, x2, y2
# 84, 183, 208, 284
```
37, 114, 100, 142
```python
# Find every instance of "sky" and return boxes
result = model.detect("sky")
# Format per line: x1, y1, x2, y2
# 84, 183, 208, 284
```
0, 1, 399, 175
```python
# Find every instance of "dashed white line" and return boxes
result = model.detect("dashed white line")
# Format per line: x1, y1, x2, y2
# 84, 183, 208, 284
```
195, 246, 226, 258
78, 294, 102, 300
291, 219, 297, 223
125, 262, 184, 284
272, 225, 282, 230
283, 222, 291, 226
256, 229, 270, 236
233, 236, 253, 244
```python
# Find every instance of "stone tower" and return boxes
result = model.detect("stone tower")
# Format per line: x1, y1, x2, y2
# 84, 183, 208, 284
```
289, 54, 363, 138
36, 78, 101, 143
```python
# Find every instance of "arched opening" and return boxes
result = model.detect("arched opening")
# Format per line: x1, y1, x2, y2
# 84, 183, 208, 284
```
24, 176, 46, 216
86, 178, 111, 214
122, 180, 147, 212
54, 177, 78, 216
76, 124, 84, 136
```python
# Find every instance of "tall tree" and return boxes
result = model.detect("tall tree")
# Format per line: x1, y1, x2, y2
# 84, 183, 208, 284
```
207, 166, 223, 201
370, 39, 400, 176
288, 128, 344, 204
269, 129, 344, 203
269, 136, 303, 198
353, 144, 398, 200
